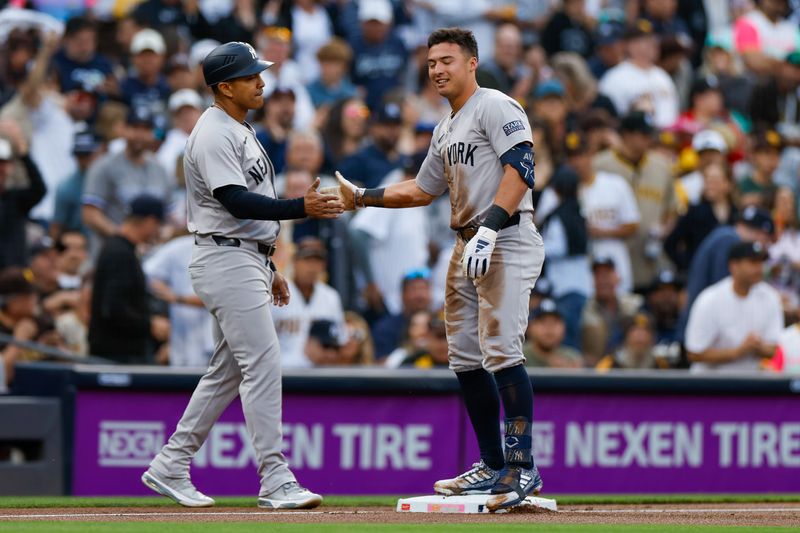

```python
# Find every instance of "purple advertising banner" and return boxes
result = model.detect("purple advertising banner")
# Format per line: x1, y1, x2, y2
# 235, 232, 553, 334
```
466, 394, 800, 493
73, 390, 800, 495
73, 391, 465, 496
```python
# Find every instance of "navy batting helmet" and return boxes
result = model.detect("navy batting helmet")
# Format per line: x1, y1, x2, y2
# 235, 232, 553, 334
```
202, 42, 273, 86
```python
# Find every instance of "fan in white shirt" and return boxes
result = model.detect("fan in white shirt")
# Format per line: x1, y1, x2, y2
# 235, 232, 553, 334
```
598, 19, 679, 129
685, 241, 784, 373
271, 237, 345, 368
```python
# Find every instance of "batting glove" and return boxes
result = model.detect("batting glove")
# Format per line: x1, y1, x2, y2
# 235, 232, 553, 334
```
462, 227, 497, 279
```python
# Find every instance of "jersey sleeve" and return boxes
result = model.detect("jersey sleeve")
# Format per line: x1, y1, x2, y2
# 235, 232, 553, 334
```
82, 157, 112, 208
763, 287, 785, 345
193, 128, 247, 192
415, 132, 448, 197
734, 17, 761, 54
684, 290, 716, 354
479, 93, 533, 158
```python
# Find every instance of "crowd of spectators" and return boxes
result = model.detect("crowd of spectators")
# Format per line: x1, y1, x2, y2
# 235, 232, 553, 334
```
2, 0, 800, 392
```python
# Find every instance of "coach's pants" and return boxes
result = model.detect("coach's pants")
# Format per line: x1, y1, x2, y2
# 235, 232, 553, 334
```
149, 244, 294, 496
445, 213, 544, 373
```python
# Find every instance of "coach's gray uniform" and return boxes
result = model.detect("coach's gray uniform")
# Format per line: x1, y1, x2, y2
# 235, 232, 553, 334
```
149, 106, 295, 495
416, 88, 544, 373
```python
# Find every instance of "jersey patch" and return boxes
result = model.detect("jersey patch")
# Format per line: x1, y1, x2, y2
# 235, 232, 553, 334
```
502, 120, 525, 136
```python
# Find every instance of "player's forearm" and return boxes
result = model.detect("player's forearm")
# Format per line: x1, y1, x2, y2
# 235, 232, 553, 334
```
214, 185, 306, 220
362, 179, 436, 208
687, 347, 743, 364
590, 223, 638, 239
82, 205, 118, 237
492, 166, 531, 215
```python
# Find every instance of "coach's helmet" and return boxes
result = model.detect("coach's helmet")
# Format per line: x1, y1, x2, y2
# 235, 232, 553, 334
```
202, 42, 273, 86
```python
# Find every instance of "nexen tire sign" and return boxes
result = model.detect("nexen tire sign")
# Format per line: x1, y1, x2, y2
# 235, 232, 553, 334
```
75, 391, 800, 495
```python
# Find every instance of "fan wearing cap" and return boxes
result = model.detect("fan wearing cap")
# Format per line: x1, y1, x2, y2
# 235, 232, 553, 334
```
538, 131, 640, 293
685, 241, 783, 372
87, 194, 166, 364
255, 27, 316, 130
737, 129, 782, 209
0, 126, 46, 270
593, 111, 678, 291
337, 100, 404, 189
348, 0, 407, 112
674, 128, 729, 209
51, 131, 103, 239
540, 0, 594, 59
598, 19, 680, 129
270, 237, 345, 368
588, 22, 625, 79
665, 162, 736, 273
120, 30, 170, 123
684, 205, 775, 320
643, 269, 683, 345
0, 267, 40, 393
580, 256, 645, 366
596, 311, 661, 370
81, 106, 172, 244
156, 89, 204, 183
524, 299, 583, 368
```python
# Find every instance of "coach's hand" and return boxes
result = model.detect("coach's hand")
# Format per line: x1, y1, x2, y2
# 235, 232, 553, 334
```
305, 177, 344, 219
462, 227, 497, 279
272, 272, 291, 306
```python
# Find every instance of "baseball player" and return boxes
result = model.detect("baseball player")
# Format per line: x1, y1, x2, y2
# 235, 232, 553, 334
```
328, 28, 544, 512
141, 41, 343, 509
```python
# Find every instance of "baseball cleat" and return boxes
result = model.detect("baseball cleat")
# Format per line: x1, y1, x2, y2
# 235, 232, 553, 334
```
141, 470, 215, 507
257, 481, 323, 509
485, 465, 543, 512
433, 460, 501, 496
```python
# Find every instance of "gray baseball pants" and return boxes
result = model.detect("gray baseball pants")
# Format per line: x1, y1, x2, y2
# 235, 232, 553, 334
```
149, 244, 294, 496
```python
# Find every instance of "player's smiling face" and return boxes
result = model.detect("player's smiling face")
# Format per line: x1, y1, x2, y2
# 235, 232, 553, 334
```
223, 73, 266, 110
427, 42, 476, 99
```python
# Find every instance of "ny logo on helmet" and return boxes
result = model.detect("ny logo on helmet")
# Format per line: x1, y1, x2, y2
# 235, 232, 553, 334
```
241, 43, 257, 60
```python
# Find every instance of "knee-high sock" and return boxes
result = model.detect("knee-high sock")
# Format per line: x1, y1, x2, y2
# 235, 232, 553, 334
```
494, 364, 533, 468
456, 368, 504, 470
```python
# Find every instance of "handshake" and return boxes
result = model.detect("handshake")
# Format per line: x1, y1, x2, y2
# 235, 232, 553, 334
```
304, 172, 363, 219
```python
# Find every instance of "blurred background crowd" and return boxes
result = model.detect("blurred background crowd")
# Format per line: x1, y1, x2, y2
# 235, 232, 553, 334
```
2, 0, 800, 391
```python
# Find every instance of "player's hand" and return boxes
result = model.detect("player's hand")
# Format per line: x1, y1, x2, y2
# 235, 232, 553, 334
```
319, 171, 361, 211
304, 177, 344, 219
272, 272, 290, 306
462, 227, 497, 279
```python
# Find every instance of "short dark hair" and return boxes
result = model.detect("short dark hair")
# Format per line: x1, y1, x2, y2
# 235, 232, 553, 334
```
427, 28, 478, 61
65, 16, 96, 37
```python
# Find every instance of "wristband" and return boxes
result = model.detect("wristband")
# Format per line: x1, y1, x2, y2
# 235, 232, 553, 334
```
482, 204, 510, 232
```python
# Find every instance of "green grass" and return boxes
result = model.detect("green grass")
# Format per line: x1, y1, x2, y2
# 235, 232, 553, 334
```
0, 494, 798, 509
0, 524, 797, 533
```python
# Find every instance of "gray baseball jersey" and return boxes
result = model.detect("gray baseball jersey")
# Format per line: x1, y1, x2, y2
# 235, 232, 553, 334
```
184, 106, 279, 243
416, 88, 534, 230
415, 87, 543, 372
149, 105, 297, 496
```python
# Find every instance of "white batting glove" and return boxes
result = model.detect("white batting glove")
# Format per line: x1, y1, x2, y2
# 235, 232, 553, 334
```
462, 227, 497, 279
